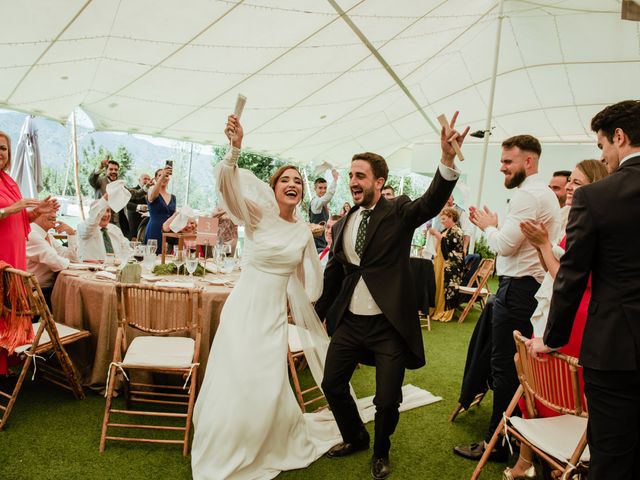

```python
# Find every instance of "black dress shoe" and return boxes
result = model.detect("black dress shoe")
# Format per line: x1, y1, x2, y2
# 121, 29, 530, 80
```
371, 456, 391, 479
453, 442, 508, 462
326, 432, 370, 458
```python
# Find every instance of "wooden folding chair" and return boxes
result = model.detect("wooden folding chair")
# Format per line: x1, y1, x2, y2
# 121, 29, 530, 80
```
457, 258, 494, 324
0, 268, 90, 429
471, 331, 589, 479
448, 391, 487, 423
287, 323, 326, 413
100, 284, 203, 456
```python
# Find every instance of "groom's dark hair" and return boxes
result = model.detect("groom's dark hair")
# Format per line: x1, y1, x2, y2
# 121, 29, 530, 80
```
352, 152, 388, 181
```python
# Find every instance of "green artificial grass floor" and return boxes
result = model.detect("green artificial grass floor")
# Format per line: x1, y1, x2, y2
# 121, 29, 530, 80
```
0, 280, 506, 480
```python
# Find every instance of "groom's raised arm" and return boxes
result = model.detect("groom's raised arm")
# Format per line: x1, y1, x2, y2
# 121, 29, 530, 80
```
399, 112, 468, 229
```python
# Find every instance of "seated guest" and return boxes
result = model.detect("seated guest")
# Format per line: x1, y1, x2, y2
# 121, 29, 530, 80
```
502, 159, 609, 479
339, 202, 351, 216
77, 196, 131, 261
428, 207, 465, 322
319, 214, 341, 268
161, 212, 197, 251
26, 213, 78, 308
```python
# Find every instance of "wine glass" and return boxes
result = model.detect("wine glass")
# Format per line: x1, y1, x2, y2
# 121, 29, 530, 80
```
142, 246, 156, 274
173, 246, 186, 276
147, 239, 158, 255
185, 250, 198, 279
133, 244, 145, 263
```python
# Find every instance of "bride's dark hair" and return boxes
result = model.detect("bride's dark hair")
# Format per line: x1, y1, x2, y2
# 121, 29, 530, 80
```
269, 165, 305, 200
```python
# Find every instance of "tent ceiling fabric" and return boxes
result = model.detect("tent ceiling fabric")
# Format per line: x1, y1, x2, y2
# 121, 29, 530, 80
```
1, 0, 638, 167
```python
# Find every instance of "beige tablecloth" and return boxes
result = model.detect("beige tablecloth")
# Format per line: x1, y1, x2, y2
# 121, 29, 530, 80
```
51, 270, 237, 390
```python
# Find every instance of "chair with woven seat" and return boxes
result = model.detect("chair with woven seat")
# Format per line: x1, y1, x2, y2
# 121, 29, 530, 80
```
99, 283, 203, 456
0, 267, 90, 430
287, 323, 326, 413
471, 330, 589, 479
457, 258, 494, 324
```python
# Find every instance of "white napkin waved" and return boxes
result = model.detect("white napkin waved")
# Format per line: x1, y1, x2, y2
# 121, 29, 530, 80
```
106, 180, 132, 213
170, 206, 194, 233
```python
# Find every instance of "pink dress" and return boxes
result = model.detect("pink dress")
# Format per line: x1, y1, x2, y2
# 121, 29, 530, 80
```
0, 170, 31, 374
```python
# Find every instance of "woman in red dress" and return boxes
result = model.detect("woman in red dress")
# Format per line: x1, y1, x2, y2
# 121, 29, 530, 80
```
503, 160, 609, 479
0, 130, 58, 375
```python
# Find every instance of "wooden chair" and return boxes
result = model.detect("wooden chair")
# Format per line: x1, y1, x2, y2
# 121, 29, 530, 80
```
457, 258, 494, 324
287, 324, 325, 413
471, 331, 589, 479
100, 284, 203, 456
448, 391, 487, 423
0, 268, 90, 429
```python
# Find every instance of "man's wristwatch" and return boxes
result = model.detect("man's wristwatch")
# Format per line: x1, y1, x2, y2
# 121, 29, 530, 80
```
0, 208, 6, 219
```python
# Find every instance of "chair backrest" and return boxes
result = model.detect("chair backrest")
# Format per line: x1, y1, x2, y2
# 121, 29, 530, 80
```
115, 283, 203, 337
465, 258, 494, 289
513, 330, 587, 418
2, 267, 49, 320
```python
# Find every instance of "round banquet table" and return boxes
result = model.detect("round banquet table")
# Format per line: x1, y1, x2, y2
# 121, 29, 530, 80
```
51, 269, 237, 391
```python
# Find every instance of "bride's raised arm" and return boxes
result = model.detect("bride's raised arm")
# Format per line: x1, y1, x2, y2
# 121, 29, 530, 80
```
214, 115, 271, 232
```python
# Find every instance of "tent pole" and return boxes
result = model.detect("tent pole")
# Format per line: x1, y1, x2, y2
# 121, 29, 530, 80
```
185, 142, 194, 206
475, 0, 505, 207
71, 110, 85, 220
399, 175, 405, 196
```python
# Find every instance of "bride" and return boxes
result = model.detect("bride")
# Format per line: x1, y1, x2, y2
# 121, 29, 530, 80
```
191, 115, 341, 479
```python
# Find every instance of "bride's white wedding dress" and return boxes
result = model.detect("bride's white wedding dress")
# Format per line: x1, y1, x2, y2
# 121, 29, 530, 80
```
191, 147, 341, 480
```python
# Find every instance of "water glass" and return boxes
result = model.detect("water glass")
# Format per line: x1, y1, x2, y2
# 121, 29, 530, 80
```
185, 250, 199, 278
146, 239, 158, 255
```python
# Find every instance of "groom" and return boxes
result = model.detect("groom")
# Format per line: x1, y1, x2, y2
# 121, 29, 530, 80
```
315, 113, 468, 479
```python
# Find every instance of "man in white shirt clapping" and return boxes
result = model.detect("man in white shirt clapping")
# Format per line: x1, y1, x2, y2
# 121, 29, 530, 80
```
77, 195, 131, 262
26, 213, 79, 308
454, 135, 560, 462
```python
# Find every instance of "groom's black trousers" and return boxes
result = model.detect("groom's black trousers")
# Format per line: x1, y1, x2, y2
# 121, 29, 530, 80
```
322, 311, 406, 458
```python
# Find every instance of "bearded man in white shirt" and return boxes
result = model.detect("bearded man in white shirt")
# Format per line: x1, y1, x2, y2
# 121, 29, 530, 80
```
26, 213, 78, 308
454, 134, 561, 462
77, 195, 131, 262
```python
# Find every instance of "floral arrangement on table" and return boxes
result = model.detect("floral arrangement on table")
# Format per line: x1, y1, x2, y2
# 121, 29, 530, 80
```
152, 263, 209, 276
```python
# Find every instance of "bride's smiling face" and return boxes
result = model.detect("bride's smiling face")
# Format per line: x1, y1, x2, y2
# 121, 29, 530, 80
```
274, 168, 303, 207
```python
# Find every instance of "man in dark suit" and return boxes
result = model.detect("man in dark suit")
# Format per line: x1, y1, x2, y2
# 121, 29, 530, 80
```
315, 113, 468, 479
126, 172, 151, 240
529, 100, 640, 479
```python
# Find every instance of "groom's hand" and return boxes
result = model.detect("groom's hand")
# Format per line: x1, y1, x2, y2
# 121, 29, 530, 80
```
440, 111, 469, 168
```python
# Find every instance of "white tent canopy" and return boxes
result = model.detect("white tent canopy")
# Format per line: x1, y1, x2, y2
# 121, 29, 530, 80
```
1, 0, 638, 174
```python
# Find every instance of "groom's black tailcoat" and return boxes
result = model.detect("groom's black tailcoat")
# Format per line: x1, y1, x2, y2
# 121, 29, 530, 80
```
315, 168, 457, 369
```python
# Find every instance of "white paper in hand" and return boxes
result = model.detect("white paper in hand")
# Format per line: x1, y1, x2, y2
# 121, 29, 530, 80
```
105, 180, 132, 213
234, 94, 247, 119
170, 206, 195, 233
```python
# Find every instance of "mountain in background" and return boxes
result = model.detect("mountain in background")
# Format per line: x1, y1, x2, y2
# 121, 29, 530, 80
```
0, 109, 218, 209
